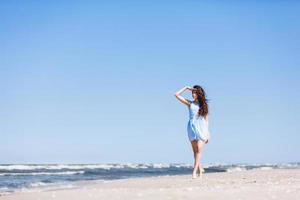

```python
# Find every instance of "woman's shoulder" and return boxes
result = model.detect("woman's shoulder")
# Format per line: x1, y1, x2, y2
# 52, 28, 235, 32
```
187, 99, 194, 108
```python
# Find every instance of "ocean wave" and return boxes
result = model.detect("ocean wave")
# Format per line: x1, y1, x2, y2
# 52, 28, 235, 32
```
0, 171, 85, 176
251, 166, 273, 170
0, 163, 298, 175
225, 166, 274, 172
0, 164, 117, 171
226, 167, 246, 172
28, 182, 48, 187
0, 163, 195, 171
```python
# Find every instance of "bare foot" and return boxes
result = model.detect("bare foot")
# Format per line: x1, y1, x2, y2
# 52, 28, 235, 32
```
197, 168, 204, 179
200, 168, 205, 179
196, 168, 200, 177
192, 172, 197, 179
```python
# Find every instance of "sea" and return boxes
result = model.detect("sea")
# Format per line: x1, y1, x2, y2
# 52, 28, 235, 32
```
1, 162, 299, 194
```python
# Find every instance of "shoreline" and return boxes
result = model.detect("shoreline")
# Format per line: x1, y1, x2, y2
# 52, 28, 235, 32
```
1, 168, 300, 199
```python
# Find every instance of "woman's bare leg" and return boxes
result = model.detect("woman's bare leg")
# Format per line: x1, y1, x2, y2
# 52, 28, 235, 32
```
191, 140, 201, 178
190, 140, 197, 178
194, 152, 201, 176
197, 140, 205, 179
192, 140, 204, 179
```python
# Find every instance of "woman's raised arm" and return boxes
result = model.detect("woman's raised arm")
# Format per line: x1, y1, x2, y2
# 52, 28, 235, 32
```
174, 86, 192, 107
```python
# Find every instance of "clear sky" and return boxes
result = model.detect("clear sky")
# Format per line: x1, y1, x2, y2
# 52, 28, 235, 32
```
1, 1, 299, 164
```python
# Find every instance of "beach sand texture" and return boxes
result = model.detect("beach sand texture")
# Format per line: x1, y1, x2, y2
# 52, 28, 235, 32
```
1, 169, 299, 200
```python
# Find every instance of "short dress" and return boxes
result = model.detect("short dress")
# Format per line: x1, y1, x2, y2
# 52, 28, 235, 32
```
187, 100, 210, 142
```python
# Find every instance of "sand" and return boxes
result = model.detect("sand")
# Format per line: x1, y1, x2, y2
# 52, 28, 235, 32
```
1, 169, 299, 200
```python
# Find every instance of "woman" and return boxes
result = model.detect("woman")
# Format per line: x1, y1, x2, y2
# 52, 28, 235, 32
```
174, 85, 210, 179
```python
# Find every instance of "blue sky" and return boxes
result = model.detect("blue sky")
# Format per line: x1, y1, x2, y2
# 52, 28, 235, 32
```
1, 1, 299, 164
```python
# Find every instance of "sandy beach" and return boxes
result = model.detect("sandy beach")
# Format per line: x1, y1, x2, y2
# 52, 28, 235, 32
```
1, 168, 299, 200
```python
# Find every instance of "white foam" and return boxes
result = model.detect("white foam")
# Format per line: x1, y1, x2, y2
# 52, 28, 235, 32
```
0, 162, 298, 172
29, 182, 48, 187
0, 170, 85, 176
251, 167, 273, 171
226, 167, 246, 172
152, 163, 170, 168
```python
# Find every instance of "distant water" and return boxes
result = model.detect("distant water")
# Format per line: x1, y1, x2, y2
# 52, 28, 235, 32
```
1, 162, 299, 194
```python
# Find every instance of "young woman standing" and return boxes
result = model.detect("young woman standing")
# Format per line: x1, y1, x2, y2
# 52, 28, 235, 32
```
175, 85, 210, 179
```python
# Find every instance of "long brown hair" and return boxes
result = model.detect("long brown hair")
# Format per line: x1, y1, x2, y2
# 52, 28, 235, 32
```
192, 85, 209, 118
